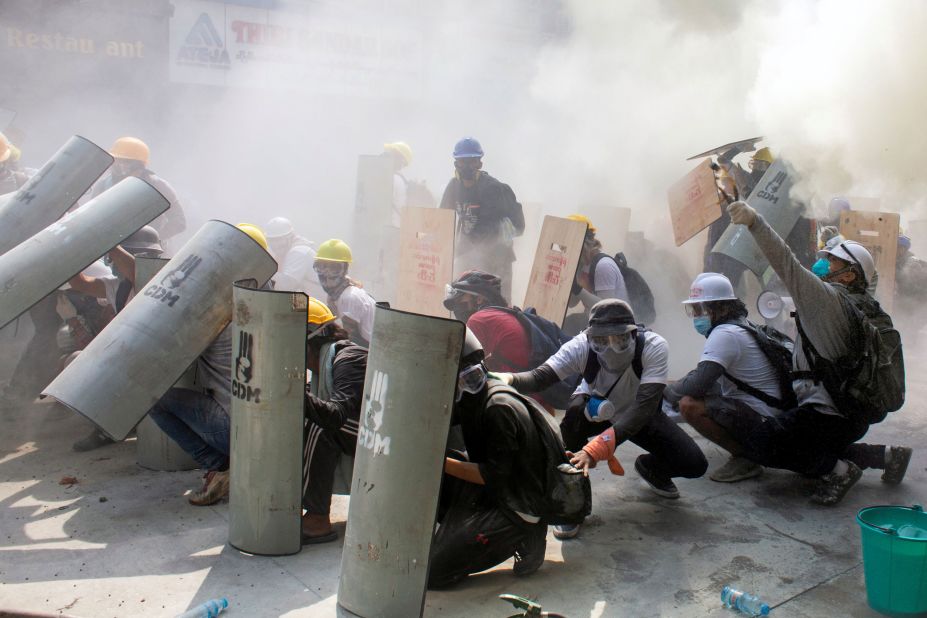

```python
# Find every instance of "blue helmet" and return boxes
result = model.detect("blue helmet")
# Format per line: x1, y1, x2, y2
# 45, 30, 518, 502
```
899, 234, 911, 250
453, 137, 483, 159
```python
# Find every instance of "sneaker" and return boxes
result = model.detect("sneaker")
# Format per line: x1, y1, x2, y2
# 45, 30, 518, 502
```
553, 524, 580, 540
72, 429, 116, 452
882, 446, 913, 485
634, 456, 680, 499
513, 525, 547, 577
188, 470, 229, 506
709, 456, 763, 483
811, 460, 862, 506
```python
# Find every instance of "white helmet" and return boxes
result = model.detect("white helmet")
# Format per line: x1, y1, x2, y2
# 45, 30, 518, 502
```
264, 216, 294, 239
820, 239, 875, 284
682, 272, 737, 305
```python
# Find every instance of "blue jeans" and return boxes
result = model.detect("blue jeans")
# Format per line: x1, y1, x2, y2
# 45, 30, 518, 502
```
148, 388, 230, 471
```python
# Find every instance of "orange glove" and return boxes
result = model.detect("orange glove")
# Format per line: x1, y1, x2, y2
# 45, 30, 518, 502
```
581, 428, 625, 476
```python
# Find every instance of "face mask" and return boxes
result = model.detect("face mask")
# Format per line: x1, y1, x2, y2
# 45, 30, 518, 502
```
811, 258, 831, 278
589, 341, 608, 356
693, 316, 712, 337
601, 343, 635, 373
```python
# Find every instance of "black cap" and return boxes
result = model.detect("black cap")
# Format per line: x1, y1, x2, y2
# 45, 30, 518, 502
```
443, 270, 508, 310
586, 299, 637, 337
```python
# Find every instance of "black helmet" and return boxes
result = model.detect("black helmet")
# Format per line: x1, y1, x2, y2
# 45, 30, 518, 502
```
443, 270, 508, 310
121, 225, 163, 257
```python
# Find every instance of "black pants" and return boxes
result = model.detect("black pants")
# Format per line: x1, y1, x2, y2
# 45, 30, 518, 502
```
560, 398, 708, 481
303, 420, 357, 515
428, 478, 542, 589
748, 406, 873, 476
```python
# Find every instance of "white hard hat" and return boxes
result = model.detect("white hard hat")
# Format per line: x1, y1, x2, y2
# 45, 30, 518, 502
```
264, 216, 294, 239
820, 239, 875, 284
682, 272, 737, 305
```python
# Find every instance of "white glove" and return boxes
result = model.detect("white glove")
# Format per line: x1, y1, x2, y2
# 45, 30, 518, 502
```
728, 200, 757, 227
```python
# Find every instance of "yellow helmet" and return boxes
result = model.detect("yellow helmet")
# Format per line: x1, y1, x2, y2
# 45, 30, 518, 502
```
236, 223, 269, 251
110, 136, 150, 166
752, 147, 774, 164
316, 239, 353, 263
567, 214, 596, 234
384, 141, 412, 166
307, 298, 336, 333
0, 133, 10, 163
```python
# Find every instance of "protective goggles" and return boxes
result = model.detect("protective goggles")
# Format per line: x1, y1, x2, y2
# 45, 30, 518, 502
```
456, 364, 487, 401
588, 332, 633, 354
313, 262, 345, 278
683, 302, 710, 318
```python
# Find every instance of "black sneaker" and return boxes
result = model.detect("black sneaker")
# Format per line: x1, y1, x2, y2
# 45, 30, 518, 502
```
513, 524, 547, 577
811, 460, 862, 506
634, 456, 680, 499
72, 429, 116, 452
882, 446, 913, 485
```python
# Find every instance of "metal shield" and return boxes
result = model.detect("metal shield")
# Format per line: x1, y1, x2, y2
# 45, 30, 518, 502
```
0, 177, 169, 329
228, 285, 308, 556
338, 306, 464, 618
42, 220, 278, 440
710, 159, 801, 276
0, 135, 113, 257
133, 256, 198, 472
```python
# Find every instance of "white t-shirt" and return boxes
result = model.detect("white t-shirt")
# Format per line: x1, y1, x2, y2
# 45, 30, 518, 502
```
275, 243, 325, 299
332, 285, 376, 343
546, 331, 669, 416
591, 256, 629, 302
700, 323, 783, 418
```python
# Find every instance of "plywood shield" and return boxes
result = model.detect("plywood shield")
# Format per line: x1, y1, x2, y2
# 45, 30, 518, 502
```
711, 159, 801, 276
522, 216, 587, 326
42, 220, 277, 440
840, 210, 900, 311
338, 306, 464, 618
133, 257, 198, 472
229, 285, 307, 556
667, 159, 723, 247
0, 177, 169, 329
352, 155, 395, 298
394, 207, 455, 317
0, 135, 113, 257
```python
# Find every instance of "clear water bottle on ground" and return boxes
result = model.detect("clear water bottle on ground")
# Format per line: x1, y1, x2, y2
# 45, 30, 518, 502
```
175, 597, 229, 618
721, 585, 770, 616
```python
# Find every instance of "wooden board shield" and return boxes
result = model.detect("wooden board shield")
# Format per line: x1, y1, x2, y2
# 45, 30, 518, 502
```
840, 210, 900, 311
667, 159, 723, 247
523, 216, 587, 326
394, 207, 455, 317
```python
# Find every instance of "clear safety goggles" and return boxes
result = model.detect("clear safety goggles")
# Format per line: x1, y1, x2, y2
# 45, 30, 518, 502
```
588, 332, 633, 354
313, 261, 345, 278
683, 302, 710, 318
457, 364, 487, 401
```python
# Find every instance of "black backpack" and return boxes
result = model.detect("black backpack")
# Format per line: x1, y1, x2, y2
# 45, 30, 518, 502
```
487, 306, 581, 409
485, 383, 591, 525
718, 320, 798, 410
795, 289, 905, 423
590, 253, 657, 326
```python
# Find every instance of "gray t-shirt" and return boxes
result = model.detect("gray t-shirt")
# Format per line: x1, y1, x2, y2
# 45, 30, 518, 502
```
194, 326, 232, 413
700, 324, 782, 418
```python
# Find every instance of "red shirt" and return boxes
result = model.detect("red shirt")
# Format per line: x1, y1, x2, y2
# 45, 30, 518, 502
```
467, 308, 531, 372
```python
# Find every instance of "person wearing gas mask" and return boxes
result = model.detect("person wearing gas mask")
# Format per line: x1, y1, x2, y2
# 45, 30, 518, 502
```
91, 137, 186, 249
428, 330, 550, 589
439, 137, 525, 300
727, 200, 911, 505
494, 299, 707, 539
312, 239, 376, 348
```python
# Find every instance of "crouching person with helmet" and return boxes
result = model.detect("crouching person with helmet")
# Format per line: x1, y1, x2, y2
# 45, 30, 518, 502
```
727, 201, 911, 505
301, 299, 368, 544
495, 299, 708, 539
427, 330, 553, 589
313, 239, 376, 348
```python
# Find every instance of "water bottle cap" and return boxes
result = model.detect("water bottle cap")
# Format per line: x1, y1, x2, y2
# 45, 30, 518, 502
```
760, 603, 770, 615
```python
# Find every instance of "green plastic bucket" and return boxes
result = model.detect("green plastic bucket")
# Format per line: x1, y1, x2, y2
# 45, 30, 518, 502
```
857, 504, 927, 616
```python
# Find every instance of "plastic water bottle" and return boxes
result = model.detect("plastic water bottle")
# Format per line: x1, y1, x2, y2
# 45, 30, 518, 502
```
175, 598, 229, 618
721, 586, 769, 616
